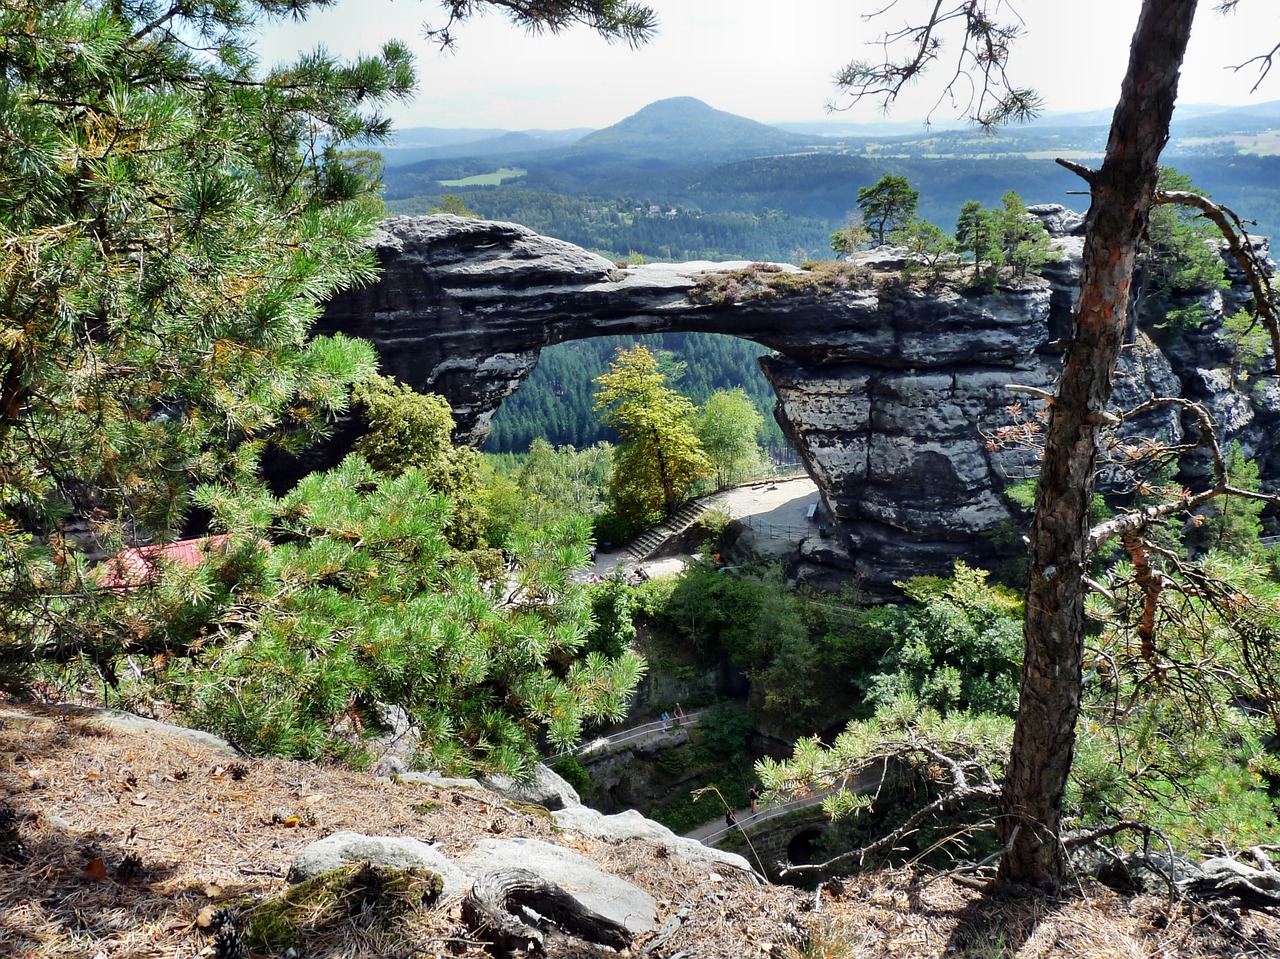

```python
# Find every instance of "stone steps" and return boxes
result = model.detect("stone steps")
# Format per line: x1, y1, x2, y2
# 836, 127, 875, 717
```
626, 501, 709, 563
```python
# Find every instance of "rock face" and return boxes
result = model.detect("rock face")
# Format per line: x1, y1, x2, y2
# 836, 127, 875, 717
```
316, 211, 1278, 589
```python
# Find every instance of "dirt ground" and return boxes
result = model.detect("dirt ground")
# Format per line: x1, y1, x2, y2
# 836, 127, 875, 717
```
3, 703, 1278, 959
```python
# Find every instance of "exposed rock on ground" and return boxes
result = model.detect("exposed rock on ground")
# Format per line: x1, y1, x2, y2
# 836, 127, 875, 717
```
4, 702, 1278, 958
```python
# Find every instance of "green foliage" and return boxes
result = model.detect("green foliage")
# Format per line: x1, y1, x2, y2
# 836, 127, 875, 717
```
888, 217, 955, 285
1224, 308, 1272, 384
0, 0, 418, 670
354, 376, 487, 549
955, 200, 1005, 289
485, 332, 786, 455
1145, 167, 1228, 299
593, 346, 710, 520
757, 697, 1013, 864
585, 571, 637, 657
1197, 441, 1265, 555
857, 175, 920, 245
867, 563, 1024, 717
997, 190, 1056, 279
695, 702, 757, 763
481, 439, 613, 544
1078, 550, 1280, 849
830, 212, 871, 256
430, 194, 479, 217
551, 755, 594, 798
698, 388, 766, 488
953, 191, 1053, 290
121, 456, 646, 775
651, 563, 852, 728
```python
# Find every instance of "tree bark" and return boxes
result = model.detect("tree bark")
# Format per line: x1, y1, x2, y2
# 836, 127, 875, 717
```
998, 0, 1200, 885
461, 867, 632, 956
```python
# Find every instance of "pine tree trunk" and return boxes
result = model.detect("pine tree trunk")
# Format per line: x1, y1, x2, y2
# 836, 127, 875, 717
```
998, 0, 1200, 885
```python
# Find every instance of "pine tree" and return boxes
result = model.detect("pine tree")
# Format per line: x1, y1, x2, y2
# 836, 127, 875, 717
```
856, 175, 919, 246
159, 456, 646, 773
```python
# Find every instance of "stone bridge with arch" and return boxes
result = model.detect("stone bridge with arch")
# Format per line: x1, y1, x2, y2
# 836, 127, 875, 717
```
311, 212, 1265, 588
706, 804, 835, 881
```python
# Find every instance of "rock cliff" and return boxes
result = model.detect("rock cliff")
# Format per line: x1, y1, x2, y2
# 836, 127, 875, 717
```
315, 212, 1277, 589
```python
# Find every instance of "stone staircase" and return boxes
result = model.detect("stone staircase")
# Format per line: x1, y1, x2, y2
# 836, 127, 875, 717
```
626, 501, 709, 563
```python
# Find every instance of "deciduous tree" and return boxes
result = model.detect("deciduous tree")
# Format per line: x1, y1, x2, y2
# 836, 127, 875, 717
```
698, 388, 765, 488
593, 346, 709, 521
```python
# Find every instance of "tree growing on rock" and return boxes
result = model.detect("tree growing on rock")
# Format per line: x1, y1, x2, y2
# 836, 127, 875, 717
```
857, 175, 920, 246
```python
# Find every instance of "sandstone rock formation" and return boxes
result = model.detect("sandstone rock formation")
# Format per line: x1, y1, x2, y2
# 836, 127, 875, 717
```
315, 212, 1277, 589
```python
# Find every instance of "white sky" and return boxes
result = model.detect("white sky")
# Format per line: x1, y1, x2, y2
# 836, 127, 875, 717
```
254, 1, 1280, 132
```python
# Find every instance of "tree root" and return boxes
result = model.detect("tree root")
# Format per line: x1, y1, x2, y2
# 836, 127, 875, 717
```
461, 867, 632, 956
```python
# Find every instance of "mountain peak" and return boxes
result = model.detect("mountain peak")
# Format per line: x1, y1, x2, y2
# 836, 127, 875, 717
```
572, 97, 828, 162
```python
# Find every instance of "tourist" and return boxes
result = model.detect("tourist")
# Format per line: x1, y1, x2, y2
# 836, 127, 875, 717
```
748, 785, 760, 815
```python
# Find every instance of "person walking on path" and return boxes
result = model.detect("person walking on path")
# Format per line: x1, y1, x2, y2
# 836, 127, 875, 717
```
724, 808, 738, 831
673, 702, 686, 722
748, 785, 760, 816
660, 710, 670, 730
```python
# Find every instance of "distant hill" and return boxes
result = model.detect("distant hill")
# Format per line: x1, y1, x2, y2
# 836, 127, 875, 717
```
381, 128, 591, 167
561, 97, 833, 163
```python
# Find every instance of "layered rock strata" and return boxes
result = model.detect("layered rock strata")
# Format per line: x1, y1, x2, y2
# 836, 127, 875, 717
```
315, 212, 1277, 588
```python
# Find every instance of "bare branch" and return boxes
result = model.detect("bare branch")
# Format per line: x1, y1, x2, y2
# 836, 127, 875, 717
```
1055, 157, 1098, 185
1084, 396, 1280, 555
830, 1, 1041, 128
425, 0, 658, 51
1155, 189, 1280, 365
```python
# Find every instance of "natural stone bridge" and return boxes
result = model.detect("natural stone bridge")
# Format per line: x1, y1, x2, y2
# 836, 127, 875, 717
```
314, 213, 1275, 589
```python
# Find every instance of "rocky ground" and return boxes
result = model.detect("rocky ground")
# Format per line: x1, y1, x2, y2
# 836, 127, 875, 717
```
3, 703, 1278, 959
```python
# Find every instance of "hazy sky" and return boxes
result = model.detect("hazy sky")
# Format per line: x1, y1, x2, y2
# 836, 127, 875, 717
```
255, 1, 1280, 132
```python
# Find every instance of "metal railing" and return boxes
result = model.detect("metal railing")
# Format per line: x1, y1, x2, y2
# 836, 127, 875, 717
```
549, 709, 707, 761
698, 791, 831, 846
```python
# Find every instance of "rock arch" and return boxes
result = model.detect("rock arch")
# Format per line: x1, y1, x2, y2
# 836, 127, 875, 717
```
315, 214, 1265, 589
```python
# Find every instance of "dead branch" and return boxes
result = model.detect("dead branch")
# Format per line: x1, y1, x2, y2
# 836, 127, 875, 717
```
1085, 395, 1280, 555
1155, 189, 1280, 364
778, 741, 1001, 881
1055, 157, 1098, 185
461, 867, 631, 957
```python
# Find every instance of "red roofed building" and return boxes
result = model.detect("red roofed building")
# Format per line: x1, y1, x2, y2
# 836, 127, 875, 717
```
94, 534, 253, 589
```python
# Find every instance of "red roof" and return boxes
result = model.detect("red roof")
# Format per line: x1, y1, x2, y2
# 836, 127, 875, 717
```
95, 534, 247, 589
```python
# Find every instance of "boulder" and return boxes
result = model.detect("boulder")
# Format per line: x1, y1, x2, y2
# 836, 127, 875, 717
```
477, 764, 581, 811
287, 832, 470, 896
554, 805, 756, 878
461, 837, 657, 934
